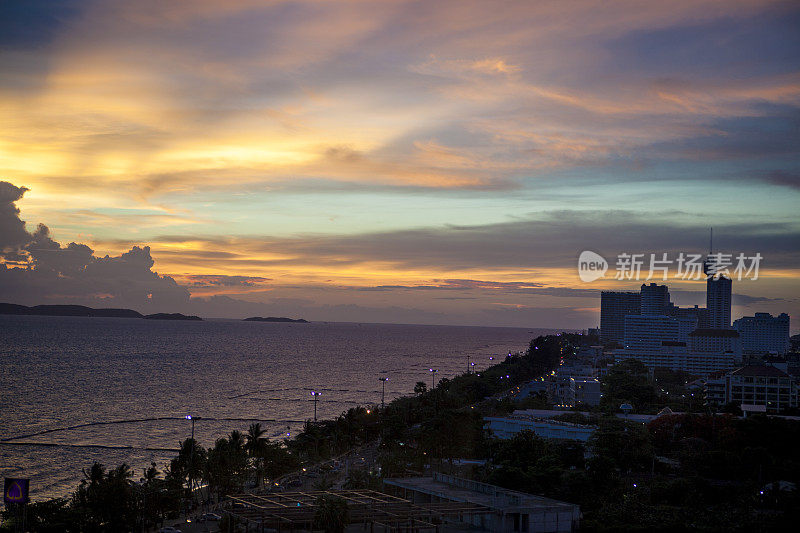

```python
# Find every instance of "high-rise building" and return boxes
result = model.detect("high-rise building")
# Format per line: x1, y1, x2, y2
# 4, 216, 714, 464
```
600, 291, 640, 345
706, 275, 732, 329
640, 283, 671, 315
624, 315, 679, 351
615, 322, 741, 376
703, 229, 733, 329
689, 328, 742, 359
670, 304, 711, 329
675, 315, 699, 343
733, 312, 791, 354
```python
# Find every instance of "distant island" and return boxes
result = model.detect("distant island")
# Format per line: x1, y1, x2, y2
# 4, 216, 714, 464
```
0, 303, 143, 318
143, 312, 202, 321
244, 316, 308, 323
0, 303, 202, 321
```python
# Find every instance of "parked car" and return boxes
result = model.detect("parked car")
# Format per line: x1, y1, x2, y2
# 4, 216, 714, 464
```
159, 527, 182, 533
200, 512, 222, 521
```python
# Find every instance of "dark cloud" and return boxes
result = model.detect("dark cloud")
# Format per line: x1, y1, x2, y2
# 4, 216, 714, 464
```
764, 170, 800, 189
478, 305, 597, 330
324, 146, 363, 163
199, 210, 798, 272
606, 4, 800, 78
182, 274, 271, 288
660, 107, 800, 161
0, 181, 190, 309
670, 290, 786, 307
357, 279, 598, 298
0, 0, 82, 49
733, 294, 787, 306
0, 182, 31, 252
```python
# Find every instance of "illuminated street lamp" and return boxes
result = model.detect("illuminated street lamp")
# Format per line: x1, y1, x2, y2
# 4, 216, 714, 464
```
310, 391, 321, 421
429, 368, 438, 390
185, 415, 195, 439
378, 377, 388, 409
185, 415, 196, 498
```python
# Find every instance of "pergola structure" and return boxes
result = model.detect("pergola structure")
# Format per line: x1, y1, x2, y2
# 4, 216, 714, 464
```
224, 489, 491, 532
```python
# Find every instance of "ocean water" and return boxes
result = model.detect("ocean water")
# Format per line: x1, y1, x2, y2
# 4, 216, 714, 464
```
0, 315, 546, 501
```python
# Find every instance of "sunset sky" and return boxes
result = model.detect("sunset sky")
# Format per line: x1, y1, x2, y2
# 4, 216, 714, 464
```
1, 0, 798, 329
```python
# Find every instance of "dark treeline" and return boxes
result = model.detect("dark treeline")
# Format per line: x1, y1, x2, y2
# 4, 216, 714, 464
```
477, 414, 800, 532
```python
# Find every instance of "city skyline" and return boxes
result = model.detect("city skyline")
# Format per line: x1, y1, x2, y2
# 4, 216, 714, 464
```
1, 0, 798, 329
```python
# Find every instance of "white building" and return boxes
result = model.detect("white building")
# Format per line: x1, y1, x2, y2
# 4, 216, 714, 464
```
689, 328, 742, 358
615, 340, 737, 376
624, 315, 679, 351
704, 365, 797, 413
733, 313, 791, 355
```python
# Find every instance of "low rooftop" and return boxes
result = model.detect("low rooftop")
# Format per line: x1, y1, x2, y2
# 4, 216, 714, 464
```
384, 473, 578, 514
689, 328, 740, 338
731, 365, 790, 378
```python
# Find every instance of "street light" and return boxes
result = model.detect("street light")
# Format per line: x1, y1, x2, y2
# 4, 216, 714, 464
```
185, 415, 196, 499
429, 368, 438, 391
310, 391, 321, 422
185, 415, 195, 439
378, 377, 388, 409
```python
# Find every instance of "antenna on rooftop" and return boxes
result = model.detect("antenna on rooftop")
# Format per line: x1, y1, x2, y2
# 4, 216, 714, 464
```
709, 227, 713, 254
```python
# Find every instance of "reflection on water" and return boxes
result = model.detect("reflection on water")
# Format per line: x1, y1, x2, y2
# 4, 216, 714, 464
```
0, 316, 545, 500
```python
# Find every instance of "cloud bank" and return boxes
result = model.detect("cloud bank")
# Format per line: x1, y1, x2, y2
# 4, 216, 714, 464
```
2, 181, 797, 330
1, 182, 189, 309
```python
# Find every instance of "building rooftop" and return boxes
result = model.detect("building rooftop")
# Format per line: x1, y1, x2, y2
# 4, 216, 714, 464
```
689, 328, 740, 338
384, 473, 578, 514
485, 413, 596, 430
225, 489, 491, 529
731, 365, 790, 378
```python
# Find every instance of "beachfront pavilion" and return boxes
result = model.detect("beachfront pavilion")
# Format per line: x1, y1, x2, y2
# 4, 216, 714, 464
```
223, 474, 580, 532
383, 474, 580, 532
222, 488, 491, 531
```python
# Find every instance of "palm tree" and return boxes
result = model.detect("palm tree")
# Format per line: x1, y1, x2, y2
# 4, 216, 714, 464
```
110, 463, 133, 482
228, 430, 249, 490
83, 462, 105, 486
143, 462, 159, 484
313, 495, 349, 533
229, 430, 245, 451
245, 423, 268, 486
175, 437, 206, 498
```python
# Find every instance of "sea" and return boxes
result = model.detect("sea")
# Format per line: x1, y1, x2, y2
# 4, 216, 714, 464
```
0, 315, 550, 501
